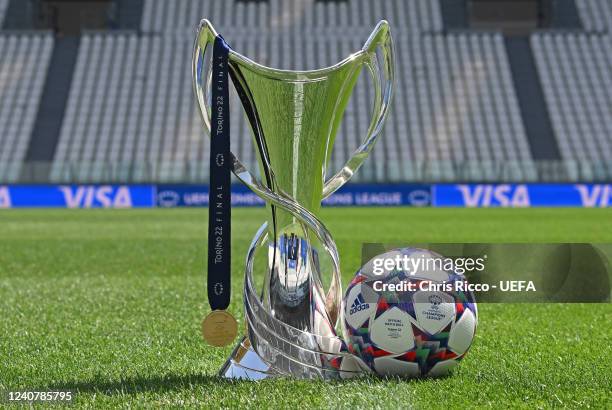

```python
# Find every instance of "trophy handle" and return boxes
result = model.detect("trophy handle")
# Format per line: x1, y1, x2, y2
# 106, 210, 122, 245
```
193, 20, 279, 198
193, 19, 219, 137
322, 20, 395, 199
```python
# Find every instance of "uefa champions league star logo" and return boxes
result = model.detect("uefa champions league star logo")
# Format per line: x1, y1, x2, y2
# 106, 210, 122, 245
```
215, 153, 225, 167
157, 190, 181, 208
428, 294, 442, 310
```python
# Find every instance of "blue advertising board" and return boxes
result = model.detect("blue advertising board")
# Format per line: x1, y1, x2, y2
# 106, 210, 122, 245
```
156, 184, 432, 208
433, 184, 611, 207
321, 184, 431, 207
0, 185, 155, 208
1, 183, 610, 208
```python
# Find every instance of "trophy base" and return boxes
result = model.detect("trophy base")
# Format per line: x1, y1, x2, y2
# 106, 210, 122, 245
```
218, 336, 281, 380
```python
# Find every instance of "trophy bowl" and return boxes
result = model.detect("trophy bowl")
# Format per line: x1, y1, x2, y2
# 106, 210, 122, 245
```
193, 19, 394, 379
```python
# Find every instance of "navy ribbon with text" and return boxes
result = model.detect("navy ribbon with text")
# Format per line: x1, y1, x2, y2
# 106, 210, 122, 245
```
207, 36, 231, 311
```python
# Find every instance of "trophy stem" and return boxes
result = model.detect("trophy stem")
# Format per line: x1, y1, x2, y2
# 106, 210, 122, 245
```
219, 222, 356, 380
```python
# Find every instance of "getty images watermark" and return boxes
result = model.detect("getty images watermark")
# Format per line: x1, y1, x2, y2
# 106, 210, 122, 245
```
368, 251, 513, 293
361, 244, 612, 302
372, 253, 486, 276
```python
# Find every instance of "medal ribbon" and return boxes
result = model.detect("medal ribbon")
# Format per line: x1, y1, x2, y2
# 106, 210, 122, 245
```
207, 36, 231, 311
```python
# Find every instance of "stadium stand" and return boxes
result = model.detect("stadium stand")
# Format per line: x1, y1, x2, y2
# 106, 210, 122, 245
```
49, 29, 531, 183
531, 32, 612, 179
575, 0, 612, 32
51, 33, 207, 183
391, 32, 531, 181
1, 0, 611, 183
50, 32, 377, 182
140, 0, 443, 34
0, 33, 54, 182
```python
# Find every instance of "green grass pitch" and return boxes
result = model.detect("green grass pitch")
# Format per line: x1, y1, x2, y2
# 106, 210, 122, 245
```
0, 208, 610, 408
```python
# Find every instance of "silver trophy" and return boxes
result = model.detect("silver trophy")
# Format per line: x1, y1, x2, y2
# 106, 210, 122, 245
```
193, 19, 394, 379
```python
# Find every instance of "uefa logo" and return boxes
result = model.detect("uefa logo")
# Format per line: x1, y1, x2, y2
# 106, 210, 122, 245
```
158, 190, 181, 208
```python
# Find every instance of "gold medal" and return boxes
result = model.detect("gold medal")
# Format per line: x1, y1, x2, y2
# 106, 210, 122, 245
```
201, 310, 238, 347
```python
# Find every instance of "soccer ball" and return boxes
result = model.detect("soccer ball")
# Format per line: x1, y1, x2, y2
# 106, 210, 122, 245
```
341, 248, 478, 378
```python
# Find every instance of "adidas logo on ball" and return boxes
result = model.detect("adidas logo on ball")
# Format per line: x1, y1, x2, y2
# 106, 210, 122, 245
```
350, 294, 370, 315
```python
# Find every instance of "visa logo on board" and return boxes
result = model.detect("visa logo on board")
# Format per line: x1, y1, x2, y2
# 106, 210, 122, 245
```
59, 186, 133, 208
456, 184, 530, 207
0, 186, 11, 208
575, 185, 611, 207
